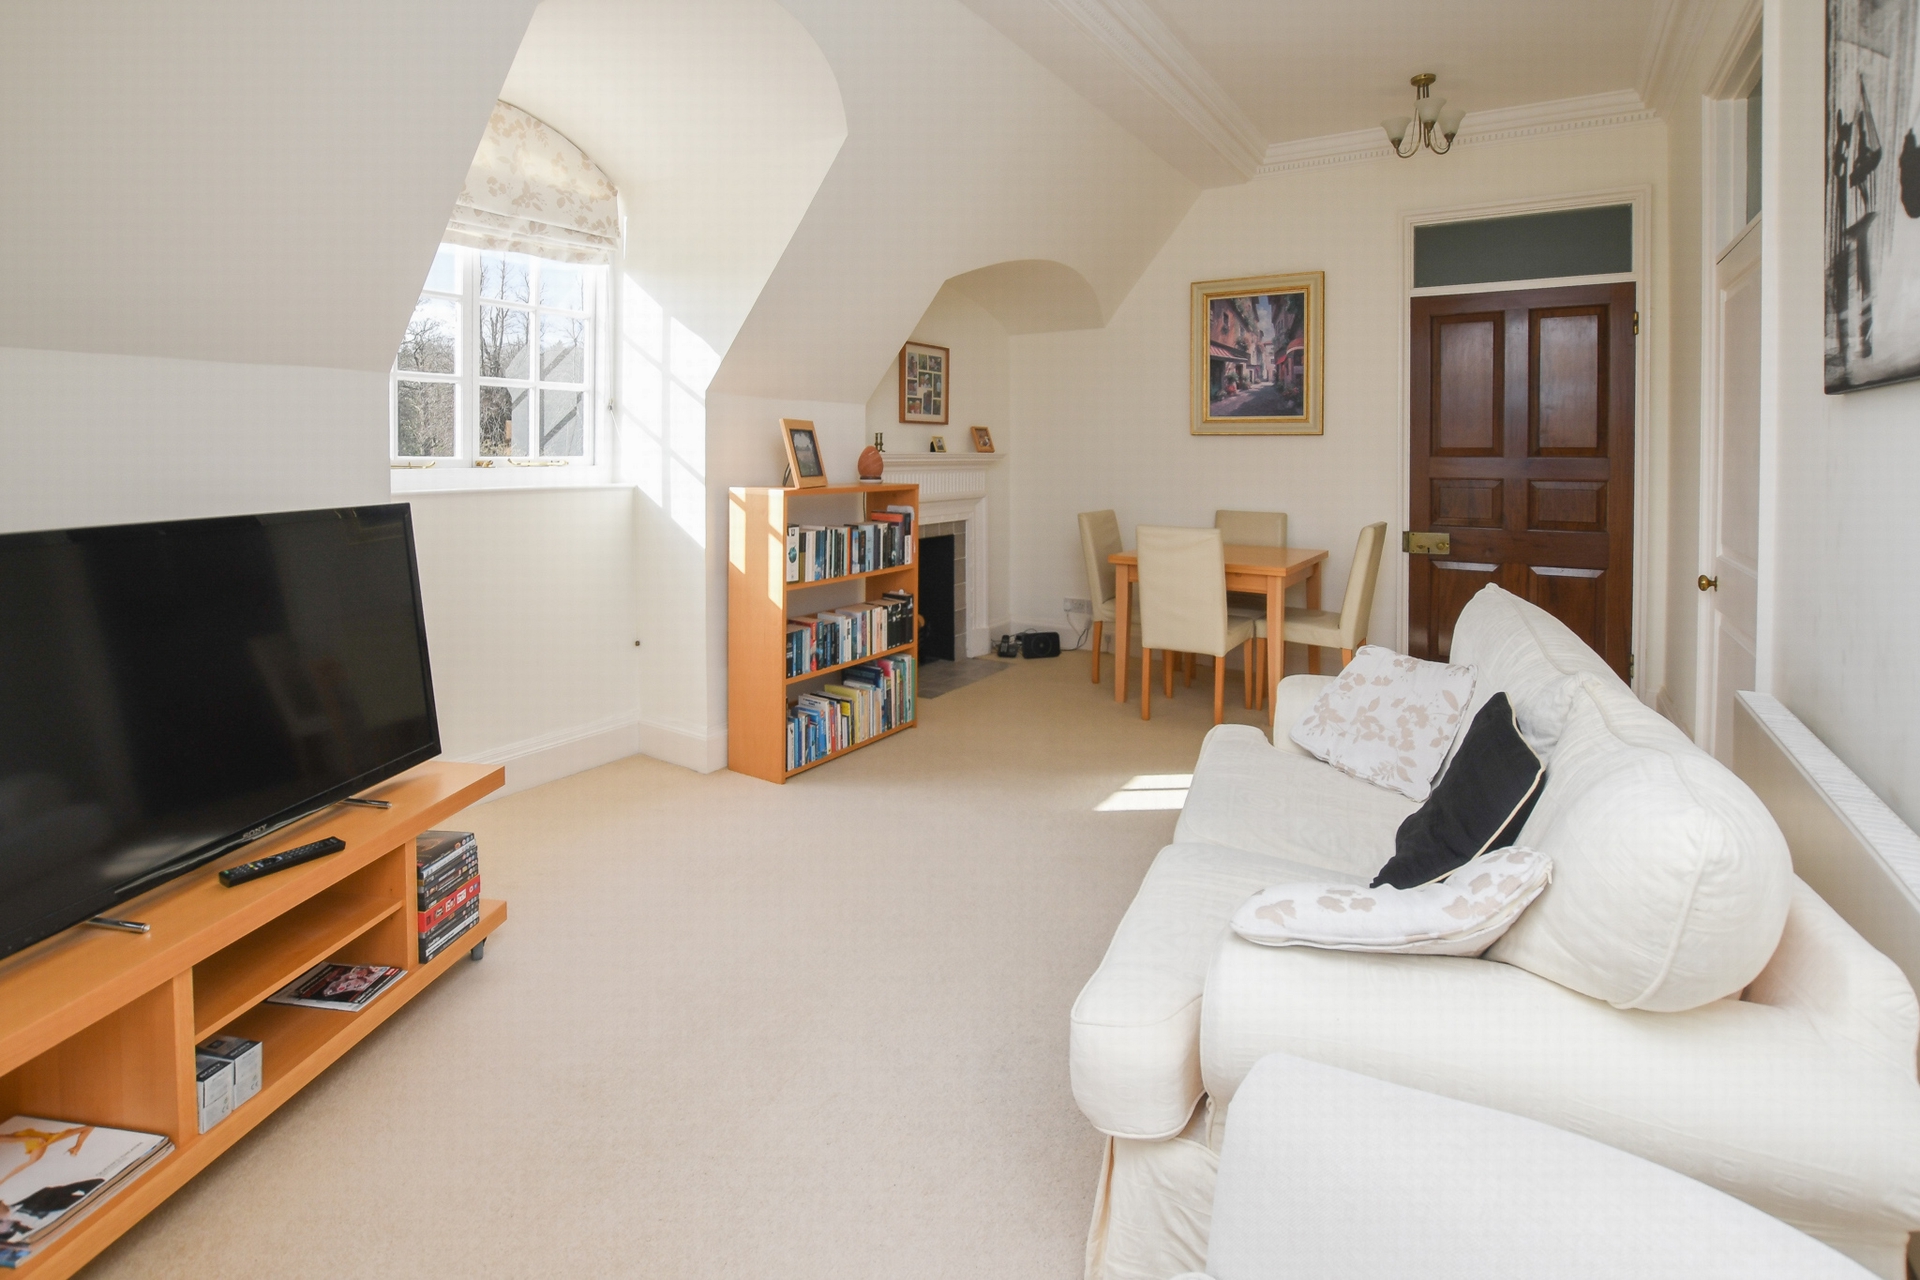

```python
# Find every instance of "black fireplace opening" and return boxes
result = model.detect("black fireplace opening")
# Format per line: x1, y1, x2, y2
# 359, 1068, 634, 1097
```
920, 533, 955, 662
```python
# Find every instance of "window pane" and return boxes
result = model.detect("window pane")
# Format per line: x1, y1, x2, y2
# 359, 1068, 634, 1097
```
480, 385, 530, 456
540, 314, 586, 383
478, 306, 529, 378
423, 245, 457, 293
396, 295, 457, 374
540, 390, 585, 457
540, 263, 584, 310
396, 381, 455, 457
480, 251, 531, 303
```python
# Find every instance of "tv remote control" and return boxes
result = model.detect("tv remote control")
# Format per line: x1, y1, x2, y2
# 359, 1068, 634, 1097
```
219, 837, 346, 886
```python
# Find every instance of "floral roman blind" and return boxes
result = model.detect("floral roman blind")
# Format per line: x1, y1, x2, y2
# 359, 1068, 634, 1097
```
444, 101, 619, 265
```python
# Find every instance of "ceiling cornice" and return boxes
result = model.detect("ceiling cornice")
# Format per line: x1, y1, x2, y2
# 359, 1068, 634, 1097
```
1043, 0, 1266, 178
1254, 89, 1658, 177
1637, 0, 1716, 112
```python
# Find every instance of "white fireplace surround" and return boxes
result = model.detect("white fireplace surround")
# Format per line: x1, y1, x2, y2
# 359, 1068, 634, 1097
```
880, 452, 1004, 659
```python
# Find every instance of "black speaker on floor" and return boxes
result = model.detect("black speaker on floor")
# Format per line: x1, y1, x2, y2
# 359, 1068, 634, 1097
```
1019, 631, 1061, 658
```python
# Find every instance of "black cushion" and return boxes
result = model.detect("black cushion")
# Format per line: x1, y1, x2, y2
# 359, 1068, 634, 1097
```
1371, 691, 1544, 890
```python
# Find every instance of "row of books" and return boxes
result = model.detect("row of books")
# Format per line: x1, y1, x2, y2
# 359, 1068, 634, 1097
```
786, 655, 916, 770
786, 592, 914, 676
1, 1116, 173, 1267
785, 506, 914, 582
417, 829, 481, 964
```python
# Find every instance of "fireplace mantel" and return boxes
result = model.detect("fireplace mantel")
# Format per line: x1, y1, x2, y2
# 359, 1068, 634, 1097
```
878, 453, 1003, 658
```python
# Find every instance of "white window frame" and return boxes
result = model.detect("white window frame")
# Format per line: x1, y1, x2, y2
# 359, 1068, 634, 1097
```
391, 244, 614, 489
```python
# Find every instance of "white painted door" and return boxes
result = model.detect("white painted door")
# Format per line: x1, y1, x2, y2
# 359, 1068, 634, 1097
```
1699, 220, 1761, 763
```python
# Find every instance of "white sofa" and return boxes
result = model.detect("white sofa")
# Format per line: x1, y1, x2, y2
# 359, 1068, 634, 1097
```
1072, 586, 1920, 1280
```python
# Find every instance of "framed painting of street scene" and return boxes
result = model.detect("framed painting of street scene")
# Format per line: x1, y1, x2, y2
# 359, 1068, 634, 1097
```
1191, 270, 1324, 434
1828, 0, 1920, 392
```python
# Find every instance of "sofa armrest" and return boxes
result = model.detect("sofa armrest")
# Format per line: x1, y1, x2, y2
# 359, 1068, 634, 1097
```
1200, 934, 1920, 1245
1745, 877, 1920, 1077
1269, 675, 1333, 755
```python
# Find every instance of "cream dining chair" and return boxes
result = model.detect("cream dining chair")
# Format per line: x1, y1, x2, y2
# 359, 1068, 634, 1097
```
1252, 522, 1388, 689
1218, 510, 1287, 652
1077, 510, 1138, 686
1136, 525, 1259, 724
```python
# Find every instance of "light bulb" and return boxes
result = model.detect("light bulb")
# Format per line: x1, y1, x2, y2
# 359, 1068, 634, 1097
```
1381, 116, 1412, 146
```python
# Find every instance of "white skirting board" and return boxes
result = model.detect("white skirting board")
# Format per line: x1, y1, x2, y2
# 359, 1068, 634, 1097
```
464, 712, 725, 800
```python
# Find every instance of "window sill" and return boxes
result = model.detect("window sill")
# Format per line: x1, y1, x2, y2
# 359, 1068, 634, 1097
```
390, 467, 630, 497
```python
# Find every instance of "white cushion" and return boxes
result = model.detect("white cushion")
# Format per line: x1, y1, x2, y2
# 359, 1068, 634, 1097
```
1070, 840, 1364, 1140
1198, 922, 1920, 1268
1443, 585, 1624, 770
1489, 677, 1793, 1011
1230, 847, 1552, 957
1175, 725, 1415, 877
1289, 645, 1473, 802
1201, 1053, 1878, 1280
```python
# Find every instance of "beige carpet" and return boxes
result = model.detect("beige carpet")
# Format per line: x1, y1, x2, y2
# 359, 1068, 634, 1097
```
88, 654, 1271, 1279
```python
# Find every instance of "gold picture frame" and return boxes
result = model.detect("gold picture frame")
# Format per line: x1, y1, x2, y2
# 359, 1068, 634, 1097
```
970, 425, 994, 453
1191, 270, 1324, 435
780, 418, 829, 489
899, 341, 949, 425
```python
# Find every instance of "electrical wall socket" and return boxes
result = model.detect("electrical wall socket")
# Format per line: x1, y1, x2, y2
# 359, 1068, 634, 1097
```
1064, 597, 1091, 614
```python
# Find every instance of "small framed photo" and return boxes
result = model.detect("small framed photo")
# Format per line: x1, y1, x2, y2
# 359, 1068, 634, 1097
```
1191, 270, 1324, 435
780, 418, 828, 489
928, 435, 947, 453
899, 341, 949, 424
970, 425, 994, 453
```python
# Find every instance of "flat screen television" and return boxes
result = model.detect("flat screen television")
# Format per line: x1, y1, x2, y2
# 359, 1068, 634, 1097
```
0, 504, 439, 962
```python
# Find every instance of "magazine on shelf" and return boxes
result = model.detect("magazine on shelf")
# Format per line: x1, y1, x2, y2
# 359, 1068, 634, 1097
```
0, 1115, 172, 1259
266, 962, 404, 1012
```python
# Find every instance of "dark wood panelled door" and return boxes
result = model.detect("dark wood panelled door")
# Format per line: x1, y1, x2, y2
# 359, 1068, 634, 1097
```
1407, 283, 1635, 678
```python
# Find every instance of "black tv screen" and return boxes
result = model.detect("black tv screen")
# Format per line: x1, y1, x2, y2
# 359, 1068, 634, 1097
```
0, 504, 439, 961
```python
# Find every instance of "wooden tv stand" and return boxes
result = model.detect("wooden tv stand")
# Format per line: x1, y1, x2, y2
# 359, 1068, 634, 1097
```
0, 761, 506, 1278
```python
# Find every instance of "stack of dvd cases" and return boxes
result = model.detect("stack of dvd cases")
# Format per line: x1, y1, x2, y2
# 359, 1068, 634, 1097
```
415, 830, 481, 963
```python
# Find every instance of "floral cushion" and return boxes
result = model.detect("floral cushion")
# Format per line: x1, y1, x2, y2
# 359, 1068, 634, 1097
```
1229, 846, 1553, 957
1289, 645, 1475, 802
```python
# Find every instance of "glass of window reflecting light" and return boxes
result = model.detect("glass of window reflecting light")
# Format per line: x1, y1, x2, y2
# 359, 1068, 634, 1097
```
480, 251, 531, 303
397, 296, 458, 374
540, 390, 585, 457
479, 386, 529, 456
423, 245, 458, 293
478, 307, 530, 379
540, 263, 584, 311
396, 381, 455, 457
540, 315, 585, 383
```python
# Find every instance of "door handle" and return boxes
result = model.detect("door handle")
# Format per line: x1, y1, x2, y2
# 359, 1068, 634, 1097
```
1403, 531, 1451, 555
1698, 574, 1718, 592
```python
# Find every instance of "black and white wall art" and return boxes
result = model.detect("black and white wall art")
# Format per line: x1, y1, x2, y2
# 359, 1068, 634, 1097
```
1829, 0, 1920, 392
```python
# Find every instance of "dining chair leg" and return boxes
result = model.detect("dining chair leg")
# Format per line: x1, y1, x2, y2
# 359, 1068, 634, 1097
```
1163, 650, 1175, 697
1090, 621, 1103, 684
1242, 639, 1256, 709
1141, 648, 1152, 720
1214, 652, 1227, 724
1256, 642, 1266, 710
1185, 652, 1195, 686
1307, 645, 1321, 676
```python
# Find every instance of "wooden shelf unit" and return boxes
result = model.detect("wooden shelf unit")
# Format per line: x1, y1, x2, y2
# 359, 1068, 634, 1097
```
728, 482, 920, 783
0, 760, 506, 1279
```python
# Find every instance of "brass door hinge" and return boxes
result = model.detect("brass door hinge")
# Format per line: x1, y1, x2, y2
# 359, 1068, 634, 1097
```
1628, 653, 1635, 680
1632, 310, 1640, 335
1402, 531, 1451, 555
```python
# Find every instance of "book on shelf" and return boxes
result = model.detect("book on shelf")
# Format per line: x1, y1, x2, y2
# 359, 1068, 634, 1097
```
0, 1116, 173, 1266
266, 962, 405, 1012
785, 654, 916, 770
416, 830, 481, 963
785, 593, 915, 676
784, 514, 914, 583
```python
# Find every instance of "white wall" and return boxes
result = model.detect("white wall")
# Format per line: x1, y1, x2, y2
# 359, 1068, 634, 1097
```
864, 284, 1015, 637
1759, 0, 1920, 827
1007, 123, 1671, 674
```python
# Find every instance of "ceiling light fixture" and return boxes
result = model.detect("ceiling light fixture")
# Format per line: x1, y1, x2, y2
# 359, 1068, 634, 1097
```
1382, 73, 1466, 158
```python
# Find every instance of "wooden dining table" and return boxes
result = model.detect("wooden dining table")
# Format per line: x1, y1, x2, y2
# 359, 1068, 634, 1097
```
1109, 544, 1329, 716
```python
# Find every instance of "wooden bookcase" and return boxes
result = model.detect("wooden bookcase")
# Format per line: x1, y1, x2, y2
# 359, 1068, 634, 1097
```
728, 482, 920, 783
0, 761, 506, 1278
